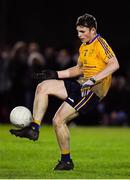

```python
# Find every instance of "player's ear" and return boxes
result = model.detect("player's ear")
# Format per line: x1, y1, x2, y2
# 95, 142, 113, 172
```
91, 27, 95, 31
91, 27, 96, 34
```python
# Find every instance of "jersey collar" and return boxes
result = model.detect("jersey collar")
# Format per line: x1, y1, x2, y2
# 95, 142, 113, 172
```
87, 34, 100, 45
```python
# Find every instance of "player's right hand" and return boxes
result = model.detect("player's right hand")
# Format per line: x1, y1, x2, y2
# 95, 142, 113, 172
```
34, 69, 59, 82
81, 79, 94, 97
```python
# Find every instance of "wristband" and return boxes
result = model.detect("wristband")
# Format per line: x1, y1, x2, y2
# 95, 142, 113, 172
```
90, 77, 96, 84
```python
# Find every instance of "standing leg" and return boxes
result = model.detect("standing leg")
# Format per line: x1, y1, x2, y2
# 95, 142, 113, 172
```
53, 101, 79, 170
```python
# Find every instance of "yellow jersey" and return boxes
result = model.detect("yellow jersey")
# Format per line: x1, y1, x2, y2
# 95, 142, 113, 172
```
78, 34, 116, 99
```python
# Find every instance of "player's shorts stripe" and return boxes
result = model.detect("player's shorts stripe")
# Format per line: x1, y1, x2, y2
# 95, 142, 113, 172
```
74, 97, 86, 109
76, 92, 94, 111
74, 91, 94, 111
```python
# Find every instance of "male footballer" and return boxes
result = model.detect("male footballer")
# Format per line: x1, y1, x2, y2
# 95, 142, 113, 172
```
10, 13, 119, 170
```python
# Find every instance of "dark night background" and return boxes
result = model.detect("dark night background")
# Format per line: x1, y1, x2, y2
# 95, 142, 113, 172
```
0, 2, 129, 51
0, 0, 130, 71
0, 0, 130, 125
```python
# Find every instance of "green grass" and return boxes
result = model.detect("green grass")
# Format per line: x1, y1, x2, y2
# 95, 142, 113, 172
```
0, 124, 130, 179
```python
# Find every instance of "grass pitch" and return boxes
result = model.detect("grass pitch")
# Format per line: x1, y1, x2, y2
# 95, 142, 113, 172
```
0, 124, 130, 179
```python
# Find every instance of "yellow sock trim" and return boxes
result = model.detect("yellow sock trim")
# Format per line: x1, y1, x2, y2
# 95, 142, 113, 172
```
61, 150, 70, 154
32, 119, 41, 125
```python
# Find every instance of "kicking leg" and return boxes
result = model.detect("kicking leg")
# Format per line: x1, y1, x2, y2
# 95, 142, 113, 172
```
10, 80, 68, 140
32, 79, 67, 123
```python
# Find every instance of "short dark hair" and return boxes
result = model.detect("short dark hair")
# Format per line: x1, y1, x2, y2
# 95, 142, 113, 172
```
76, 13, 97, 30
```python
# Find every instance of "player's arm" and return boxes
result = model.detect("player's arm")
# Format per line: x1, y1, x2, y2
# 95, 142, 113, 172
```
57, 61, 83, 79
81, 57, 119, 97
91, 39, 120, 83
92, 56, 119, 82
34, 61, 83, 81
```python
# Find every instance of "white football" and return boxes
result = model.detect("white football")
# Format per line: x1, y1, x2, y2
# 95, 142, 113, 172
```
10, 106, 32, 128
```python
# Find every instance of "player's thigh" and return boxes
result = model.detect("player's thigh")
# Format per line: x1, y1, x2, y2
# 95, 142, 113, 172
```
53, 101, 79, 126
37, 79, 68, 100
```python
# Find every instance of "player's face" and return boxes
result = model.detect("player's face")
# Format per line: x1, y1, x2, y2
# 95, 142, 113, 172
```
76, 26, 96, 43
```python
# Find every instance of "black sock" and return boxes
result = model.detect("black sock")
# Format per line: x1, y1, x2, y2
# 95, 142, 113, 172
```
61, 153, 71, 162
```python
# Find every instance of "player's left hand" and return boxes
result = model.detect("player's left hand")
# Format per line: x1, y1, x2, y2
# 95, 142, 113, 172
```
81, 79, 95, 97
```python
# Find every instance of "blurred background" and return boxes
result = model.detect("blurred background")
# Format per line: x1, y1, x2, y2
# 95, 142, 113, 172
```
0, 0, 130, 126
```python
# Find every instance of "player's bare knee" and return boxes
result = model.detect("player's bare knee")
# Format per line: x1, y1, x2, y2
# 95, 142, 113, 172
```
53, 114, 65, 129
36, 81, 49, 95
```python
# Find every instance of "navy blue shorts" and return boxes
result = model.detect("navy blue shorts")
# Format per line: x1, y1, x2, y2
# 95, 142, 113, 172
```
64, 79, 100, 115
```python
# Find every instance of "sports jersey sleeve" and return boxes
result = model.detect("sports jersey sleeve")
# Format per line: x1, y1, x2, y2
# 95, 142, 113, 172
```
97, 37, 116, 63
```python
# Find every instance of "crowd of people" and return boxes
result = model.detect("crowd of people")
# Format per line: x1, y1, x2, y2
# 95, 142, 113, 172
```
0, 41, 77, 123
0, 41, 129, 126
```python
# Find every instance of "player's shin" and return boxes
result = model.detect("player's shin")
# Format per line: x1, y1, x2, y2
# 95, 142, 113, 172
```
54, 122, 71, 162
32, 93, 49, 131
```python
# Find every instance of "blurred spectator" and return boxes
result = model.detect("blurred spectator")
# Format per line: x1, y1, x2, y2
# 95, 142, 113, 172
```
26, 50, 46, 110
0, 46, 12, 122
28, 42, 40, 54
56, 49, 74, 70
44, 46, 57, 70
98, 76, 130, 126
28, 51, 46, 72
126, 62, 130, 91
9, 41, 28, 108
72, 51, 79, 65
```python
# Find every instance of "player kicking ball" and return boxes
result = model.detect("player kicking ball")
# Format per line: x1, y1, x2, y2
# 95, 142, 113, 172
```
10, 13, 119, 170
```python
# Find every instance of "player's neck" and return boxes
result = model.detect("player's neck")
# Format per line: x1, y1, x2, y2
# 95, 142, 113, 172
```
87, 34, 100, 44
